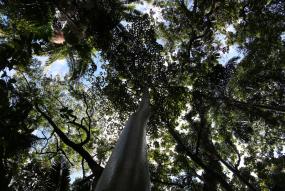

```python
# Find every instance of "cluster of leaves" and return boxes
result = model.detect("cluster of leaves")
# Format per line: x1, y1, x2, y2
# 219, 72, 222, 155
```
0, 0, 284, 190
0, 72, 39, 190
11, 156, 70, 191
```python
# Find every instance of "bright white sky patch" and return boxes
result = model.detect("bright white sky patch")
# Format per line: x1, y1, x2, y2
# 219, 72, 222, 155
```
281, 32, 285, 41
135, 1, 163, 22
33, 56, 69, 79
218, 44, 243, 65
70, 170, 83, 182
44, 59, 69, 78
215, 29, 244, 65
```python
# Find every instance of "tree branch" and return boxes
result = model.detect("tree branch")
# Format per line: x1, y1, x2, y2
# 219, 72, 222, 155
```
218, 157, 258, 191
60, 147, 74, 166
166, 122, 234, 191
226, 97, 285, 113
67, 119, 90, 146
35, 104, 104, 179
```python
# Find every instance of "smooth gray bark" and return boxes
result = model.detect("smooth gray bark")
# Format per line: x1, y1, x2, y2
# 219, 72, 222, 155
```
94, 95, 151, 191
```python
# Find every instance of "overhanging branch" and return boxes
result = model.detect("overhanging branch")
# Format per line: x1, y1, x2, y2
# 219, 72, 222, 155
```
166, 122, 234, 191
35, 104, 104, 179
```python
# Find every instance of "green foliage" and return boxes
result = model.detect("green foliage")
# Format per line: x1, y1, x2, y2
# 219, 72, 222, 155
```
48, 156, 71, 191
0, 0, 284, 190
11, 157, 71, 191
0, 75, 39, 190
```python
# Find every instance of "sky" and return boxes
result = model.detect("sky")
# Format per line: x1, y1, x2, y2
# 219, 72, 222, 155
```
33, 56, 69, 78
45, 59, 69, 77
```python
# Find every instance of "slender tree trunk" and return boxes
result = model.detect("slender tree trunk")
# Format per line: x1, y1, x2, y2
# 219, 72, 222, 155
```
202, 159, 221, 191
94, 95, 151, 191
0, 151, 10, 191
199, 111, 220, 191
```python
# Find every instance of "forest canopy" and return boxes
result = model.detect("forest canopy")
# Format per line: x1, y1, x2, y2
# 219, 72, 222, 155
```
0, 0, 284, 190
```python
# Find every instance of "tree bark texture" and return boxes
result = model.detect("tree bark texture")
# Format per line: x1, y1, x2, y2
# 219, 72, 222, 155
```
94, 95, 151, 191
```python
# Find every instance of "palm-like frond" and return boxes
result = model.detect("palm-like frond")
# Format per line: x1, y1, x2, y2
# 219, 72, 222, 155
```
46, 45, 69, 66
67, 46, 94, 80
10, 157, 71, 191
47, 156, 71, 191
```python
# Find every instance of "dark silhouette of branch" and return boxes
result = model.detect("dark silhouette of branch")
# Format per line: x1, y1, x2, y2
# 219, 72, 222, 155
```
225, 139, 242, 169
60, 148, 74, 166
82, 158, 86, 178
66, 119, 90, 146
82, 92, 93, 144
166, 122, 234, 191
218, 157, 258, 191
226, 97, 285, 113
34, 104, 104, 179
196, 105, 258, 191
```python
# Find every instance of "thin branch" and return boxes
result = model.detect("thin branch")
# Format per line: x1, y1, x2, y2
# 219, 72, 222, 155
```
60, 148, 74, 166
35, 103, 104, 178
189, 100, 258, 191
66, 119, 90, 146
229, 98, 285, 113
40, 130, 55, 153
82, 92, 92, 134
177, 0, 215, 62
194, 110, 205, 155
166, 121, 234, 191
218, 157, 258, 191
82, 158, 86, 178
225, 140, 242, 169
77, 173, 95, 185
193, 0, 198, 13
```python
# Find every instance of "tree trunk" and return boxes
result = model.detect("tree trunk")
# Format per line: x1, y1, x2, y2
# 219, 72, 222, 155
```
94, 95, 151, 191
